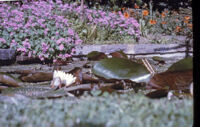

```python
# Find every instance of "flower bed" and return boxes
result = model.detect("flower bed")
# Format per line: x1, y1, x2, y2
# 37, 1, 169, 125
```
0, 0, 140, 62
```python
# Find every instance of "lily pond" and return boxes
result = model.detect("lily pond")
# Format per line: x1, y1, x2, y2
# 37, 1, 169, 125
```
0, 51, 193, 127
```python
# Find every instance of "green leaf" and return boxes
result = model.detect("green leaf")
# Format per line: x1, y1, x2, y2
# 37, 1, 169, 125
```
92, 58, 151, 83
87, 51, 107, 61
167, 57, 193, 72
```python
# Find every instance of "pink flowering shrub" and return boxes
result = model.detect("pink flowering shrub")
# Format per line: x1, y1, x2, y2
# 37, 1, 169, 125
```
0, 0, 82, 61
0, 38, 7, 48
0, 0, 140, 61
56, 2, 141, 42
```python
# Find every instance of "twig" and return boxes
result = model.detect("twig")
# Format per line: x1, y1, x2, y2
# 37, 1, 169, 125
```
141, 58, 156, 74
116, 88, 134, 93
63, 83, 118, 92
64, 84, 92, 92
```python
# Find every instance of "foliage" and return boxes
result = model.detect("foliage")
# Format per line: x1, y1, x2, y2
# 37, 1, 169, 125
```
0, 0, 141, 60
0, 53, 193, 127
62, 2, 140, 43
92, 57, 151, 83
0, 1, 82, 61
84, 0, 192, 39
167, 57, 193, 72
128, 2, 192, 37
74, 1, 193, 43
0, 93, 193, 127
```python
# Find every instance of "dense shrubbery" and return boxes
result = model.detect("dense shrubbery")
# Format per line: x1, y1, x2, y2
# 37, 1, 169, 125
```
0, 1, 82, 61
0, 0, 140, 61
0, 93, 193, 127
58, 2, 140, 42
0, 0, 192, 60
133, 7, 192, 37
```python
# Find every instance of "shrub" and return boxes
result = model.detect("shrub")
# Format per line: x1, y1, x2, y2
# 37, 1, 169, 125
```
0, 0, 82, 61
55, 2, 141, 43
0, 0, 141, 61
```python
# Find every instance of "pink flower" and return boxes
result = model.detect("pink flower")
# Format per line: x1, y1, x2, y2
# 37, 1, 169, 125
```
66, 38, 72, 43
28, 51, 32, 58
53, 59, 57, 63
56, 38, 65, 45
44, 28, 49, 35
39, 54, 44, 61
56, 31, 59, 36
58, 54, 63, 58
75, 39, 82, 44
31, 23, 36, 27
56, 22, 60, 28
65, 53, 71, 58
38, 19, 45, 24
17, 47, 26, 52
0, 38, 6, 43
10, 32, 14, 36
42, 42, 49, 53
22, 39, 31, 49
59, 44, 64, 51
11, 40, 17, 47
67, 28, 74, 36
71, 48, 76, 54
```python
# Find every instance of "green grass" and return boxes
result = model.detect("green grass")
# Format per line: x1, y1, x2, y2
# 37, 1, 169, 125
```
0, 92, 193, 127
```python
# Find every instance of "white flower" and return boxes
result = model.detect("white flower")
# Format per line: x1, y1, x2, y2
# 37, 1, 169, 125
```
167, 91, 173, 100
51, 70, 76, 88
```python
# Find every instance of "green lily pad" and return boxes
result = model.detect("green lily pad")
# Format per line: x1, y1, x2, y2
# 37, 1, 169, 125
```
92, 58, 151, 83
86, 51, 107, 61
167, 57, 193, 72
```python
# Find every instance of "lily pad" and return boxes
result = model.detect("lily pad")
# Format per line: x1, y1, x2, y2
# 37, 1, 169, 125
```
110, 50, 128, 59
20, 72, 53, 83
86, 51, 107, 61
147, 57, 193, 90
0, 73, 20, 87
167, 57, 193, 72
92, 58, 151, 83
147, 68, 193, 90
146, 90, 169, 99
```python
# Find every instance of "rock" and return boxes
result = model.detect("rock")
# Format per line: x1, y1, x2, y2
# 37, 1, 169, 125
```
0, 49, 16, 65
